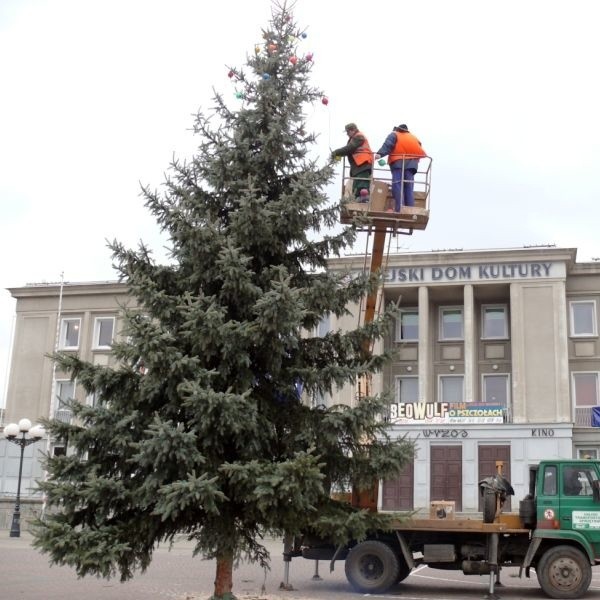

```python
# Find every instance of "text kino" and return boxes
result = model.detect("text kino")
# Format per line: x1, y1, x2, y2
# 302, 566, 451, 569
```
532, 428, 555, 437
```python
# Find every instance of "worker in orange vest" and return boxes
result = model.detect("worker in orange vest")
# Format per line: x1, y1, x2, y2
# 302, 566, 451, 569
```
375, 124, 426, 211
331, 123, 373, 202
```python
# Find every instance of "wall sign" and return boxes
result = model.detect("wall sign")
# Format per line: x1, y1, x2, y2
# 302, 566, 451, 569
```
389, 402, 505, 425
383, 261, 563, 285
532, 428, 555, 437
422, 429, 468, 438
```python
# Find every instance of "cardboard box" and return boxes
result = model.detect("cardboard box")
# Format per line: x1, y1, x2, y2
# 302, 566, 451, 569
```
413, 190, 427, 209
343, 179, 353, 201
430, 500, 456, 519
370, 180, 390, 212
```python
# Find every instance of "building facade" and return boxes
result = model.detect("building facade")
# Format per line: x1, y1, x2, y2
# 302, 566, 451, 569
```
2, 247, 600, 515
328, 246, 600, 513
0, 281, 129, 502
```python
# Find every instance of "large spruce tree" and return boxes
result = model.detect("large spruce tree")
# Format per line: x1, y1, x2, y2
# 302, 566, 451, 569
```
33, 2, 414, 598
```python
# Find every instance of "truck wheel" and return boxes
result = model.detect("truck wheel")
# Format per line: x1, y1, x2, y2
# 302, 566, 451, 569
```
482, 489, 496, 523
536, 545, 592, 599
345, 540, 399, 593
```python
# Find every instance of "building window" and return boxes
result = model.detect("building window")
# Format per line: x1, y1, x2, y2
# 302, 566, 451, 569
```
439, 375, 464, 403
56, 380, 75, 408
577, 448, 598, 460
315, 313, 331, 337
439, 307, 463, 340
482, 305, 508, 339
93, 317, 115, 349
55, 379, 75, 423
86, 391, 102, 408
395, 376, 419, 403
59, 318, 81, 350
572, 372, 599, 406
569, 300, 597, 337
482, 374, 509, 407
396, 309, 418, 342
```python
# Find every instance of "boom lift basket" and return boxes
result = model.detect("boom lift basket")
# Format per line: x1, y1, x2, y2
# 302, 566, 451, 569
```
339, 156, 432, 234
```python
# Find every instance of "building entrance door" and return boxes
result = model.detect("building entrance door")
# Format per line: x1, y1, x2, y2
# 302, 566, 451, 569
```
478, 444, 511, 511
430, 445, 462, 511
382, 461, 414, 510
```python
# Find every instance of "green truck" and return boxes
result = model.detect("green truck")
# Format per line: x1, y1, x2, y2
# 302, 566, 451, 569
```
287, 459, 600, 599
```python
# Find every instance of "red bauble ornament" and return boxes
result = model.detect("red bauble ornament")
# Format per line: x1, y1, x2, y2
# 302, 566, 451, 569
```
268, 43, 277, 52
321, 96, 329, 106
228, 70, 234, 79
305, 52, 313, 61
289, 56, 298, 65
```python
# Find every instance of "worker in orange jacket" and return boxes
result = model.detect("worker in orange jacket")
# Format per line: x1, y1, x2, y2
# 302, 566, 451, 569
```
331, 123, 373, 202
375, 124, 426, 211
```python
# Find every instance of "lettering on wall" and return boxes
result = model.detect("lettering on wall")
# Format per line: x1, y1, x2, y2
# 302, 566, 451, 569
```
532, 428, 555, 437
422, 429, 468, 438
382, 261, 560, 285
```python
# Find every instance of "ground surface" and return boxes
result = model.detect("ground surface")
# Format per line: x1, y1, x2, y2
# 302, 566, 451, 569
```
3, 533, 600, 599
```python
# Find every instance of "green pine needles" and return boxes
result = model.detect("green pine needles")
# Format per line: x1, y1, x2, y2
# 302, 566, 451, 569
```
33, 2, 414, 598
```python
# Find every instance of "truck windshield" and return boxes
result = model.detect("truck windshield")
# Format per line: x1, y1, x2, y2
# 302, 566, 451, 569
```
563, 466, 598, 496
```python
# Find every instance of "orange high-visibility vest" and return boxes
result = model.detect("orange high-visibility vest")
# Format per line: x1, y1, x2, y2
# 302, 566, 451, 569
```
351, 131, 374, 166
388, 132, 426, 164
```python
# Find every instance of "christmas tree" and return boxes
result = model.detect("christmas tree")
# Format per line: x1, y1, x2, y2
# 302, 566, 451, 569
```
33, 2, 414, 598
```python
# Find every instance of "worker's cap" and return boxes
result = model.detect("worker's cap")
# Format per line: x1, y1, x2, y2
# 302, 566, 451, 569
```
344, 122, 358, 132
396, 124, 409, 132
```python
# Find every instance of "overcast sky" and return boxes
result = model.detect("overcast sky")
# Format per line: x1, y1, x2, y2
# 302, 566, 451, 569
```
2, 0, 599, 408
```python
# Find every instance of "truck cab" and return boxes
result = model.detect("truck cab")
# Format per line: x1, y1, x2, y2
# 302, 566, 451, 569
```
522, 460, 600, 533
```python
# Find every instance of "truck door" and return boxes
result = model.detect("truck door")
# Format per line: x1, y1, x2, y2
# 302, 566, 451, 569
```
559, 463, 600, 549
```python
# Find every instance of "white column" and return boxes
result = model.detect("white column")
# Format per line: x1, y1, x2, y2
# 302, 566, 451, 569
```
553, 280, 571, 422
463, 284, 476, 401
418, 286, 430, 402
510, 282, 525, 422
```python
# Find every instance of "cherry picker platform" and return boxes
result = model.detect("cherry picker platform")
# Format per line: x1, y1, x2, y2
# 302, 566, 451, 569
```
339, 156, 432, 234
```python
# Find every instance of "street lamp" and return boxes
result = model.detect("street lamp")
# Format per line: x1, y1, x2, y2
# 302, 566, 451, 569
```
3, 418, 44, 537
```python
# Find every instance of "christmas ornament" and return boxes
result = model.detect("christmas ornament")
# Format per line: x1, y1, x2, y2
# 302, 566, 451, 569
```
268, 43, 277, 52
305, 52, 313, 61
321, 96, 329, 106
228, 70, 235, 79
301, 32, 307, 39
378, 158, 386, 166
262, 73, 271, 80
235, 91, 244, 99
289, 56, 298, 65
255, 46, 261, 54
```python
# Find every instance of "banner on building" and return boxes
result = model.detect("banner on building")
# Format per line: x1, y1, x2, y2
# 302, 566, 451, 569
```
388, 402, 505, 425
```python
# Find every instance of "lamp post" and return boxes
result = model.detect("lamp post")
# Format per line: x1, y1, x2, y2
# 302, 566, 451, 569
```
3, 418, 44, 537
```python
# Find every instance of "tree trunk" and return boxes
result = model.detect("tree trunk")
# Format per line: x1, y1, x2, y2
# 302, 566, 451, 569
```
213, 554, 234, 599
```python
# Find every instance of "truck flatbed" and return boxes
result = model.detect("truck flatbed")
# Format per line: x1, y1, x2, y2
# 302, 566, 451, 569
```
391, 517, 529, 535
